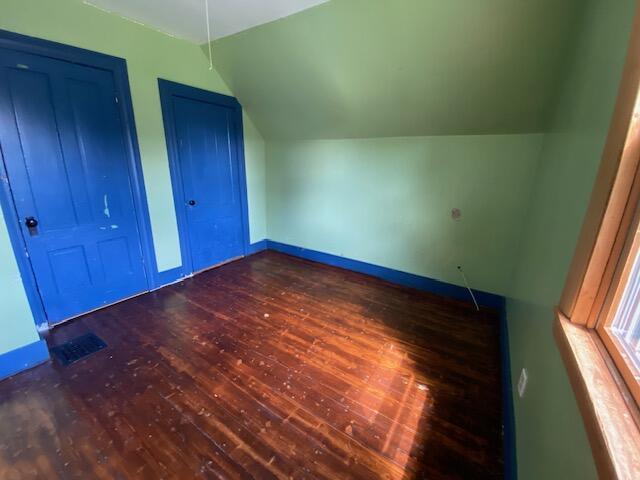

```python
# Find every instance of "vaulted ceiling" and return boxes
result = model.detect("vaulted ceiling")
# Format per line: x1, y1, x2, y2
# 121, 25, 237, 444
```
209, 0, 583, 140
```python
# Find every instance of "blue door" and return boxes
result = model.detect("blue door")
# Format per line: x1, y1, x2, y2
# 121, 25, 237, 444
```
0, 49, 148, 324
161, 82, 247, 273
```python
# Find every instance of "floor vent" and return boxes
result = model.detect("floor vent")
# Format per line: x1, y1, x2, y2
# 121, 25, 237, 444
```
50, 332, 107, 366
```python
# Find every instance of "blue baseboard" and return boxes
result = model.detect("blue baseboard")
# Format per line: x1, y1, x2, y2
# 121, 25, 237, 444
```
153, 265, 187, 289
247, 239, 268, 255
0, 339, 49, 381
265, 240, 504, 310
500, 309, 517, 479
152, 241, 269, 289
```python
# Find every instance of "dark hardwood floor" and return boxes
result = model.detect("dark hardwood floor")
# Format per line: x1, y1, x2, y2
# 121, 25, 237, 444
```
0, 251, 503, 479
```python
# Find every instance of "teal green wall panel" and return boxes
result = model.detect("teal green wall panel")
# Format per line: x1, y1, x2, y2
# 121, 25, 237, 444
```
243, 113, 267, 240
506, 0, 636, 478
506, 300, 596, 480
0, 0, 266, 354
267, 134, 543, 296
0, 208, 40, 355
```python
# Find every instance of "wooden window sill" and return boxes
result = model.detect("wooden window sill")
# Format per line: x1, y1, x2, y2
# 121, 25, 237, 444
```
554, 311, 640, 479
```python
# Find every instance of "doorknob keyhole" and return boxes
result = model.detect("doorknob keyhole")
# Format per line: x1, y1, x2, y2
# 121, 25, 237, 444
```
25, 216, 38, 228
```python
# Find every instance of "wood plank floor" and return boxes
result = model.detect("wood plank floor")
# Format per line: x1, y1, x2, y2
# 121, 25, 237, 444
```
0, 251, 503, 479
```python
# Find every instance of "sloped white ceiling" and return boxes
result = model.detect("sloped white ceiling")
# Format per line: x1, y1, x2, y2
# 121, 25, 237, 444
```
84, 0, 329, 42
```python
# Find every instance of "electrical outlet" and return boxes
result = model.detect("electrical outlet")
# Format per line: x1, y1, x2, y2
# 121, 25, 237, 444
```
517, 368, 528, 398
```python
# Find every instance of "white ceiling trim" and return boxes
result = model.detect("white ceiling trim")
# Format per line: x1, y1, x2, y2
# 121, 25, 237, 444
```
83, 0, 330, 43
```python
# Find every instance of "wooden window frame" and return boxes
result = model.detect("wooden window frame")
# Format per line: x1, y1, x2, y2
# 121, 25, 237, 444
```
555, 2, 640, 478
596, 200, 640, 409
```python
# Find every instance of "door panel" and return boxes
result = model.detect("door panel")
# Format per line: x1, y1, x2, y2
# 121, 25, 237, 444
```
172, 95, 244, 272
0, 49, 148, 323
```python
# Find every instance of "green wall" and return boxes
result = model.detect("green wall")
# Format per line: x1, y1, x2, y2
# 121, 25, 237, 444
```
267, 134, 543, 295
0, 0, 266, 354
0, 209, 40, 354
211, 0, 582, 299
506, 0, 636, 478
212, 0, 580, 140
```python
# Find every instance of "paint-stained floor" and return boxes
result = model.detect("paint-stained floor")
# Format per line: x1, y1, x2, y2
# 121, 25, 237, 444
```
0, 251, 503, 479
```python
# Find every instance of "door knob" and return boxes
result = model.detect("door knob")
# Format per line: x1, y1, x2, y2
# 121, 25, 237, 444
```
188, 200, 196, 206
25, 216, 38, 228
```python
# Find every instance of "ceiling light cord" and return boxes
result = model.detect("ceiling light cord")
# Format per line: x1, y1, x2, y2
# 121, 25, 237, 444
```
205, 0, 213, 70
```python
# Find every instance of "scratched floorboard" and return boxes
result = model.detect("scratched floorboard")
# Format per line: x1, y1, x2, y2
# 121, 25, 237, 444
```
0, 251, 503, 479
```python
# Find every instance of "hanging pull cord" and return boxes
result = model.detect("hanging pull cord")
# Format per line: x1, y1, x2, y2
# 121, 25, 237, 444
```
457, 266, 480, 311
205, 0, 213, 70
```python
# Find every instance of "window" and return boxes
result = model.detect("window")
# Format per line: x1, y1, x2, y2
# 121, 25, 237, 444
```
598, 195, 640, 407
